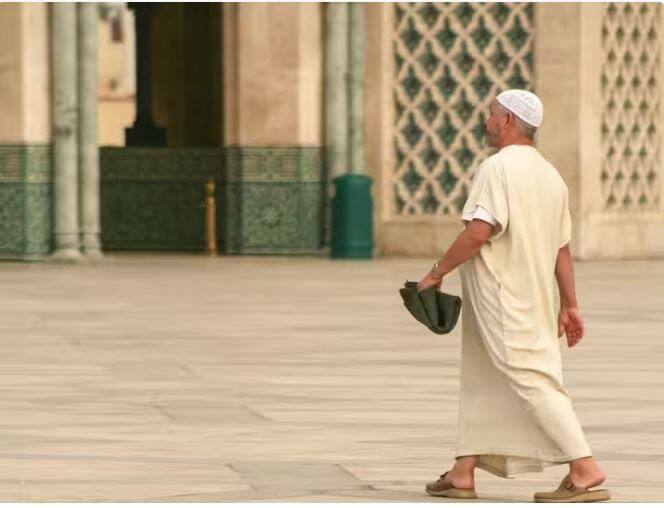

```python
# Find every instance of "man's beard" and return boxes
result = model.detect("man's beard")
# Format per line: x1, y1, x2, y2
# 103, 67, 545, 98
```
484, 132, 500, 151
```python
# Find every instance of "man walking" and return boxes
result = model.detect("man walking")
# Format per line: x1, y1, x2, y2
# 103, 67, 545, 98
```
417, 90, 610, 503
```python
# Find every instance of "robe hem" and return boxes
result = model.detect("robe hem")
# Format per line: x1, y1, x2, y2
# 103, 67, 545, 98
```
455, 447, 592, 479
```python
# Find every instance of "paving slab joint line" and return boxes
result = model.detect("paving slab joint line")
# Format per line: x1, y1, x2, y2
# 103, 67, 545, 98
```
151, 403, 176, 423
240, 404, 271, 421
225, 462, 259, 492
177, 363, 201, 379
336, 463, 376, 489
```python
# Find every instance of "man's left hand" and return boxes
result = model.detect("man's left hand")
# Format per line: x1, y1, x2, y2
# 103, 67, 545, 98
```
417, 270, 442, 293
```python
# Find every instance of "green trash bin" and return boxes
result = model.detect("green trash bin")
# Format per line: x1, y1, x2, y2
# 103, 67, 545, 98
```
331, 173, 374, 259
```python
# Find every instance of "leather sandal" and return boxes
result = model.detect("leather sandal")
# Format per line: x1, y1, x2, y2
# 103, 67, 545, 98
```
534, 474, 610, 503
425, 470, 478, 499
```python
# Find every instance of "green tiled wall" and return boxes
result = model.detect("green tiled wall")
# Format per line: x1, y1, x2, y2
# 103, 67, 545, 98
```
0, 145, 53, 259
100, 146, 325, 254
0, 145, 325, 257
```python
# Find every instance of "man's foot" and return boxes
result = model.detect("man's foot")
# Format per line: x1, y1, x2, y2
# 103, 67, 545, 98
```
569, 462, 607, 491
425, 471, 477, 499
445, 455, 477, 489
442, 468, 475, 490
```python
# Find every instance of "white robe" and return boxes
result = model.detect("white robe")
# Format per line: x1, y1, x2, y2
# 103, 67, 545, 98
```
455, 144, 592, 478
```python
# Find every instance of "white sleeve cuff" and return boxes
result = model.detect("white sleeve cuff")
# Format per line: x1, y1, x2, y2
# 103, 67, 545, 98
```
473, 205, 497, 225
462, 205, 497, 226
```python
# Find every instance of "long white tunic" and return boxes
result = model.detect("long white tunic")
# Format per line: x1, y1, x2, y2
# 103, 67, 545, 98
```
455, 144, 592, 478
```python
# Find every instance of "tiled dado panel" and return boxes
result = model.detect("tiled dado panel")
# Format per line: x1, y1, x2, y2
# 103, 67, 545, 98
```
222, 147, 325, 254
0, 145, 53, 258
100, 147, 325, 254
100, 148, 224, 251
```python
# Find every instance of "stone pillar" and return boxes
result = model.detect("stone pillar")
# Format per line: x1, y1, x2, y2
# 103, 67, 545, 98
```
348, 3, 365, 175
52, 3, 82, 261
325, 2, 367, 174
328, 3, 374, 258
324, 3, 349, 249
78, 2, 102, 259
125, 3, 166, 146
325, 3, 349, 178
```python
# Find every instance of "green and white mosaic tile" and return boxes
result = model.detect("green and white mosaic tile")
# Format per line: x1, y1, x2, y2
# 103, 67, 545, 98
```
0, 144, 53, 258
222, 147, 325, 254
100, 146, 325, 254
392, 2, 535, 216
601, 2, 661, 211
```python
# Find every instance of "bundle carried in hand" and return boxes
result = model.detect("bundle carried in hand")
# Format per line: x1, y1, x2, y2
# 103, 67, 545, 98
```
398, 281, 462, 335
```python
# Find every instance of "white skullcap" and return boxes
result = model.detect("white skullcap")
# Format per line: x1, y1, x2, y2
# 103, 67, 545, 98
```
495, 89, 543, 128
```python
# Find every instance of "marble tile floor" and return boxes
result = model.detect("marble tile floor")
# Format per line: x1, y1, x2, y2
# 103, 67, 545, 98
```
0, 254, 662, 502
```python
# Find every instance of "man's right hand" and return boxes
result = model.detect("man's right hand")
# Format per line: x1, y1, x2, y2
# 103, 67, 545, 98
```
558, 306, 585, 348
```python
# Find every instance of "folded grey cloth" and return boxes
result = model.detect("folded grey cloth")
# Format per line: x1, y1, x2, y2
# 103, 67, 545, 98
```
399, 280, 462, 335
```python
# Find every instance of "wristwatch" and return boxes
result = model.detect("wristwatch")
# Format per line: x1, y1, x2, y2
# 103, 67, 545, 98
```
431, 261, 443, 279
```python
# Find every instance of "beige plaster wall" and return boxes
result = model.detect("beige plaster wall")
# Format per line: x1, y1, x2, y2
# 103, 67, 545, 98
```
0, 3, 49, 144
98, 6, 135, 146
98, 100, 135, 147
534, 3, 583, 252
0, 4, 25, 143
296, 3, 323, 147
0, 3, 137, 147
22, 4, 50, 143
364, 3, 386, 257
224, 3, 322, 146
98, 7, 135, 98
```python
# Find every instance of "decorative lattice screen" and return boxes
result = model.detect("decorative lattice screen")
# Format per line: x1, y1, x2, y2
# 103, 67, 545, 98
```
391, 3, 534, 216
601, 3, 661, 211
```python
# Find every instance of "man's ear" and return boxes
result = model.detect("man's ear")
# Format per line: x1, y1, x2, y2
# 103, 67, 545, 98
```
504, 111, 515, 130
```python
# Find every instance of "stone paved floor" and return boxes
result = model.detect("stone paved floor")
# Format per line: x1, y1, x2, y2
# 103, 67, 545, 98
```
0, 254, 662, 502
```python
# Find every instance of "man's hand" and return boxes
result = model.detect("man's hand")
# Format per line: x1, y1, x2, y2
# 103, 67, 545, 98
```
417, 271, 442, 293
558, 306, 584, 348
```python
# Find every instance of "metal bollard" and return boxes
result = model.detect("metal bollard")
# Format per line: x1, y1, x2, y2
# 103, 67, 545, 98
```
205, 179, 217, 255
